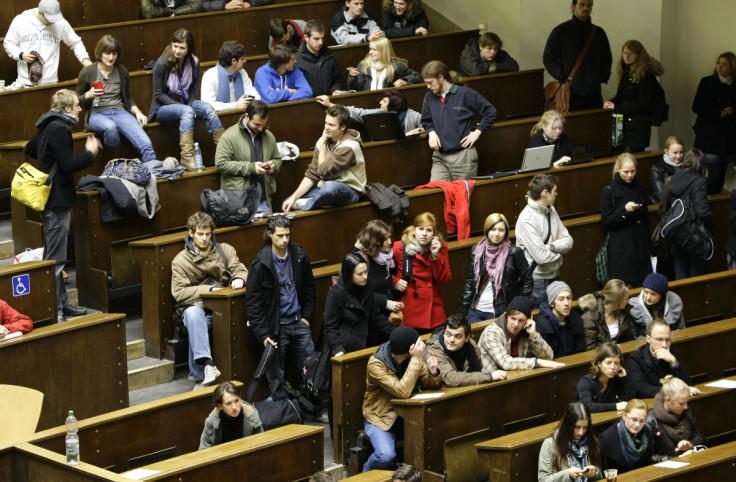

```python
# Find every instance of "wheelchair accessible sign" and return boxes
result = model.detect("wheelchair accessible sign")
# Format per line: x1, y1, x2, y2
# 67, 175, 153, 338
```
12, 274, 30, 297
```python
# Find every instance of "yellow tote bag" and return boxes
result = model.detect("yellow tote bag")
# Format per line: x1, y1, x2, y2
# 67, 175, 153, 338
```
11, 162, 56, 211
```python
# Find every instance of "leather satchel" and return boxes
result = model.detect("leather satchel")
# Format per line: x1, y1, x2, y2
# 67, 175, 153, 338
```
544, 26, 598, 113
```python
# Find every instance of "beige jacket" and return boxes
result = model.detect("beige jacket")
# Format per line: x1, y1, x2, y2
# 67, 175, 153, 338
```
427, 336, 491, 387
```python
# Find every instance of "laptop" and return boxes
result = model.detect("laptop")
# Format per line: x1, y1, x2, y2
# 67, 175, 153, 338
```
362, 112, 405, 141
519, 144, 556, 173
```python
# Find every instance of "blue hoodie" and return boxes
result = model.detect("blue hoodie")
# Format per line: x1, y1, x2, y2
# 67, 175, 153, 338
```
254, 62, 313, 104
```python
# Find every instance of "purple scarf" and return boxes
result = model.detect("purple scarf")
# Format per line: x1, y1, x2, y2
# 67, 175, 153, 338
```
168, 57, 194, 104
473, 238, 510, 296
216, 64, 244, 103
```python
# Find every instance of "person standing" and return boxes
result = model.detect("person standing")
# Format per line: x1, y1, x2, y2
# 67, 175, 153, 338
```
24, 89, 98, 322
650, 136, 684, 205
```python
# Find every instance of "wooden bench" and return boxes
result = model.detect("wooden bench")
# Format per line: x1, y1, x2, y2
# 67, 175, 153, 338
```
0, 260, 57, 326
475, 376, 736, 482
343, 470, 395, 481
616, 439, 736, 480
0, 313, 128, 431
0, 442, 123, 481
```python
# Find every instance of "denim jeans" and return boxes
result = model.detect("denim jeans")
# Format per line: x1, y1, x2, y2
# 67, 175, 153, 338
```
257, 200, 273, 215
704, 153, 736, 195
672, 255, 708, 281
182, 306, 213, 381
154, 100, 223, 134
363, 418, 404, 471
89, 108, 157, 162
301, 182, 359, 211
467, 308, 495, 323
265, 320, 314, 400
531, 277, 558, 310
42, 207, 71, 313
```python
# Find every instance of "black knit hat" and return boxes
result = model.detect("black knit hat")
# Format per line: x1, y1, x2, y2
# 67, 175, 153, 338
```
390, 326, 419, 355
643, 272, 669, 296
506, 296, 533, 318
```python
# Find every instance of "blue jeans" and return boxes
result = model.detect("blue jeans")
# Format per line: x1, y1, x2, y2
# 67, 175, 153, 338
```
265, 320, 314, 400
467, 308, 494, 323
89, 108, 157, 162
672, 255, 708, 281
363, 418, 404, 471
42, 207, 71, 313
704, 153, 736, 195
531, 277, 558, 310
301, 182, 359, 211
257, 200, 272, 215
154, 100, 222, 134
182, 306, 213, 381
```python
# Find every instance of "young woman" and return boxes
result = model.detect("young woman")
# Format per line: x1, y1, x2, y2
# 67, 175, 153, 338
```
316, 90, 423, 135
598, 399, 655, 473
347, 36, 421, 91
604, 40, 664, 154
148, 28, 224, 170
628, 272, 684, 338
198, 381, 263, 449
76, 35, 157, 162
380, 0, 429, 39
601, 153, 652, 288
527, 110, 574, 167
576, 342, 634, 413
538, 402, 604, 481
650, 136, 684, 205
392, 212, 451, 333
646, 375, 706, 462
459, 213, 532, 323
692, 52, 736, 194
580, 279, 635, 350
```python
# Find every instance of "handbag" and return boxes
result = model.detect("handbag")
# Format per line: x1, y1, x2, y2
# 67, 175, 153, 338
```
544, 26, 598, 114
101, 158, 151, 186
11, 162, 57, 211
302, 315, 333, 397
595, 232, 610, 286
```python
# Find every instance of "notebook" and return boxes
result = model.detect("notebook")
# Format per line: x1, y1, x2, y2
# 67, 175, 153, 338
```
519, 144, 556, 172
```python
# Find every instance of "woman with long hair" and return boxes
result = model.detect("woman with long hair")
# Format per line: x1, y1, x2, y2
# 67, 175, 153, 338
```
576, 342, 633, 413
198, 381, 263, 449
459, 213, 532, 323
527, 110, 574, 167
148, 28, 224, 170
381, 0, 429, 39
538, 402, 604, 481
392, 212, 451, 333
650, 135, 684, 205
604, 40, 664, 154
580, 279, 635, 350
598, 399, 654, 473
347, 36, 421, 91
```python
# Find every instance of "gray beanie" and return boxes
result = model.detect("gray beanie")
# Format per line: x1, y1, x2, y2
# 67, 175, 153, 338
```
547, 281, 572, 305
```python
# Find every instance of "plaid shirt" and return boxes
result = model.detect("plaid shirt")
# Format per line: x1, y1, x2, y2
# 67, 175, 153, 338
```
478, 315, 554, 373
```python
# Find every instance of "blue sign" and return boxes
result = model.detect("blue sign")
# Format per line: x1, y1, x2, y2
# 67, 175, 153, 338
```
12, 274, 30, 297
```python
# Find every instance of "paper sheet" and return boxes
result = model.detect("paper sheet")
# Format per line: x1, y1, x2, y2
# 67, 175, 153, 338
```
411, 392, 444, 400
120, 468, 161, 480
0, 331, 22, 342
705, 379, 736, 389
653, 461, 689, 469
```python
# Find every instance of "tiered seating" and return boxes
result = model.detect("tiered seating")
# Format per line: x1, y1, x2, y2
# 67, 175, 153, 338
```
0, 260, 57, 326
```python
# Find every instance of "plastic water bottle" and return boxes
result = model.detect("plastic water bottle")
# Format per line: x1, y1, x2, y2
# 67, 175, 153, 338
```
193, 142, 204, 172
65, 410, 80, 466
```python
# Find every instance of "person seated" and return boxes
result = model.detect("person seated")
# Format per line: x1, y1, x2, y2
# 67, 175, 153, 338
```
457, 32, 519, 77
598, 399, 654, 474
347, 36, 421, 91
254, 43, 313, 103
268, 19, 306, 50
381, 0, 429, 39
201, 40, 260, 112
296, 20, 345, 96
198, 381, 263, 449
392, 464, 422, 482
536, 281, 585, 358
427, 314, 507, 386
650, 136, 684, 205
316, 89, 422, 135
140, 0, 203, 19
478, 296, 564, 373
646, 375, 706, 462
0, 299, 33, 338
332, 0, 383, 46
527, 110, 574, 167
580, 279, 635, 351
629, 272, 684, 339
201, 0, 252, 11
576, 342, 634, 413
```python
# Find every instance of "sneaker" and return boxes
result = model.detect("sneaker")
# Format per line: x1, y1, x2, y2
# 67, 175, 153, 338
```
292, 198, 308, 210
62, 304, 87, 317
57, 311, 67, 323
192, 382, 204, 391
202, 365, 221, 386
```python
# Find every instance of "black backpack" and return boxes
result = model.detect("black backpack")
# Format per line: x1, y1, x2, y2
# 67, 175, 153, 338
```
200, 184, 261, 226
650, 78, 670, 127
364, 182, 409, 223
660, 197, 714, 261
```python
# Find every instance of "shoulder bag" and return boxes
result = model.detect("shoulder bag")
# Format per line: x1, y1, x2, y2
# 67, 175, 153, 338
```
11, 162, 57, 211
544, 26, 598, 114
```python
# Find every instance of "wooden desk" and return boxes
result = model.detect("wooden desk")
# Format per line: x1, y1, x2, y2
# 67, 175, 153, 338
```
0, 260, 56, 326
0, 443, 124, 481
616, 439, 736, 480
343, 470, 395, 481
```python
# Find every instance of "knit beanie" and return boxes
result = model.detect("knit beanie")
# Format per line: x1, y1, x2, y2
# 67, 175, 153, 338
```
547, 281, 572, 305
506, 296, 532, 318
643, 272, 669, 296
389, 326, 419, 355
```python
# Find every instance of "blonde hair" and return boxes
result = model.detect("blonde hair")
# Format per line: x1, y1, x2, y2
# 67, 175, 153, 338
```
483, 213, 509, 239
624, 398, 648, 415
531, 110, 565, 138
402, 211, 443, 244
50, 89, 79, 112
663, 135, 684, 152
612, 152, 637, 179
660, 375, 689, 401
358, 36, 407, 84
617, 39, 664, 83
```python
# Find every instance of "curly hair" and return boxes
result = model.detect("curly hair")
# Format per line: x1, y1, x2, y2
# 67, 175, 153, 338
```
616, 40, 664, 84
382, 0, 424, 21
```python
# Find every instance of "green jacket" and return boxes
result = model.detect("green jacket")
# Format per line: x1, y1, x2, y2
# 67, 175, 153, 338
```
215, 115, 282, 206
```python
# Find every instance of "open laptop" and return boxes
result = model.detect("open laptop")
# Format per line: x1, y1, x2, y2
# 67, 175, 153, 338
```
362, 112, 405, 142
519, 144, 556, 173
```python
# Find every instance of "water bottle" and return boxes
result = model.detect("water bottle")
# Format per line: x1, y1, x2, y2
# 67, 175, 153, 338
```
92, 76, 102, 107
65, 410, 80, 466
193, 142, 204, 172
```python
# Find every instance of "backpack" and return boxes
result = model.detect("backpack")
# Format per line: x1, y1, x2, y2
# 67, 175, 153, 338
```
650, 78, 670, 126
364, 182, 409, 223
660, 197, 714, 261
200, 184, 261, 226
101, 158, 151, 186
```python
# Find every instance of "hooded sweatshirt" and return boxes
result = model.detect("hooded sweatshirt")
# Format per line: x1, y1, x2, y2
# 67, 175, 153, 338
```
253, 62, 312, 104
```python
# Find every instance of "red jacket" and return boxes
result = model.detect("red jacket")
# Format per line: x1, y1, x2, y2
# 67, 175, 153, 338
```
415, 180, 475, 240
392, 240, 451, 330
0, 299, 33, 335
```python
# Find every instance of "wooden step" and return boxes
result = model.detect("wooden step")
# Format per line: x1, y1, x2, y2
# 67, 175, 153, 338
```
127, 356, 175, 391
126, 339, 145, 361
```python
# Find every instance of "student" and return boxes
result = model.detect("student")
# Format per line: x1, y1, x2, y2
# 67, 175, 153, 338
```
580, 279, 635, 350
576, 342, 633, 412
536, 281, 586, 358
198, 381, 263, 449
381, 0, 429, 39
598, 399, 654, 473
331, 0, 383, 46
317, 90, 422, 135
457, 32, 519, 77
296, 20, 344, 96
628, 272, 684, 339
527, 110, 574, 167
201, 41, 260, 113
347, 36, 421, 91
254, 43, 313, 103
0, 300, 33, 338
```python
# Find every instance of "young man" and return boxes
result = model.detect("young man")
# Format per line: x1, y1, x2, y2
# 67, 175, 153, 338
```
457, 32, 519, 77
215, 100, 281, 214
420, 60, 497, 181
535, 281, 586, 358
245, 215, 316, 400
171, 212, 249, 389
201, 40, 260, 112
4, 0, 91, 88
362, 326, 441, 471
24, 89, 98, 322
140, 0, 203, 19
268, 18, 306, 50
331, 0, 383, 45
427, 314, 507, 386
282, 104, 366, 212
478, 296, 564, 373
254, 43, 313, 103
514, 173, 574, 308
296, 20, 345, 96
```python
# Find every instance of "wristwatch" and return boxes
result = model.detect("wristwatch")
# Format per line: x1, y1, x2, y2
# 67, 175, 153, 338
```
549, 243, 556, 253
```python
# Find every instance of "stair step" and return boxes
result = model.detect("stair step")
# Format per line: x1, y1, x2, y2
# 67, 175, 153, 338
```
0, 239, 13, 260
127, 357, 175, 391
126, 339, 145, 361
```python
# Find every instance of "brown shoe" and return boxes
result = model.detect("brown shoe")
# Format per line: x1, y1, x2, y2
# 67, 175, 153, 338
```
179, 130, 195, 170
212, 127, 225, 145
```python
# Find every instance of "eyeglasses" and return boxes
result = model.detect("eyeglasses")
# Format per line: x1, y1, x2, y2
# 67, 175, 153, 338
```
625, 414, 645, 425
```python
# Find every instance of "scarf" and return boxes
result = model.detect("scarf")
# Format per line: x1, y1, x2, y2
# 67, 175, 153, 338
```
566, 436, 590, 482
373, 250, 395, 270
397, 110, 408, 127
403, 238, 429, 257
216, 64, 244, 103
662, 153, 680, 168
645, 295, 666, 320
219, 408, 244, 444
652, 392, 693, 446
616, 420, 648, 468
718, 74, 733, 85
168, 57, 193, 104
472, 238, 510, 297
438, 334, 478, 373
370, 62, 388, 90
